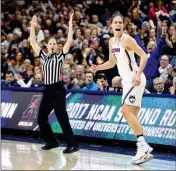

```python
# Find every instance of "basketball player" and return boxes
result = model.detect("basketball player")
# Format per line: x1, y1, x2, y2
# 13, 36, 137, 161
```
91, 12, 153, 165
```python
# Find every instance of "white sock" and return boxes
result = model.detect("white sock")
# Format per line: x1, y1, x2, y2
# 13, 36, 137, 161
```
137, 136, 146, 143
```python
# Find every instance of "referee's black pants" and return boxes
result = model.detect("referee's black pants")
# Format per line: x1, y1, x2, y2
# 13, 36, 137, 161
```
37, 81, 77, 147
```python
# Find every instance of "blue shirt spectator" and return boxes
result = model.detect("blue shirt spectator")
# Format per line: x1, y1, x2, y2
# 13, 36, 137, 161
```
82, 71, 99, 91
134, 34, 166, 91
134, 34, 166, 78
82, 81, 99, 91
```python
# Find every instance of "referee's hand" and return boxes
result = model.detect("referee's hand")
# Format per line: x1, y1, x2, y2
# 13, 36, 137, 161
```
69, 12, 74, 27
31, 15, 38, 28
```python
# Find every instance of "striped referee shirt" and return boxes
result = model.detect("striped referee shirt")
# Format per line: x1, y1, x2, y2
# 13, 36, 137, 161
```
39, 50, 64, 85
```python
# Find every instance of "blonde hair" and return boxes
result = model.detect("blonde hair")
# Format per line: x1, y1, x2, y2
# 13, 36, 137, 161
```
132, 8, 140, 19
26, 65, 34, 71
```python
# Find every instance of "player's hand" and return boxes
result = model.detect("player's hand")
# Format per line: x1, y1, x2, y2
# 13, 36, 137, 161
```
91, 64, 98, 73
31, 15, 38, 28
132, 73, 141, 87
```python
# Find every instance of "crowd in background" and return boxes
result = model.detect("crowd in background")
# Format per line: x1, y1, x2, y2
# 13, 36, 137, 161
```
1, 0, 176, 95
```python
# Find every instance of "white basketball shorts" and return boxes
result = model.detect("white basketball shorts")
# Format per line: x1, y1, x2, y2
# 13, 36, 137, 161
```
121, 72, 146, 107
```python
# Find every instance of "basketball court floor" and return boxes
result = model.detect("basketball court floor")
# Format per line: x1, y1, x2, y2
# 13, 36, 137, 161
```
1, 140, 175, 170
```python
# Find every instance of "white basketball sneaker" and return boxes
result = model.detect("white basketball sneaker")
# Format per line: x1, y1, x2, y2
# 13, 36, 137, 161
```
132, 141, 153, 165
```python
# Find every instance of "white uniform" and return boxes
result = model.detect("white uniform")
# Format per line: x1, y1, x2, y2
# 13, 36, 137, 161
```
111, 34, 146, 107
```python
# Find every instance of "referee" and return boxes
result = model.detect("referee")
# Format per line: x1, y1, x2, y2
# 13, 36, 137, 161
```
30, 13, 79, 154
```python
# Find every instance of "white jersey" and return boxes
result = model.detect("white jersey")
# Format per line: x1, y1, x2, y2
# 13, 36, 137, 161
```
111, 34, 138, 80
111, 34, 146, 107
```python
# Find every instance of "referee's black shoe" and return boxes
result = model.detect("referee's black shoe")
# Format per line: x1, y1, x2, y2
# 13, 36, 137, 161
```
63, 144, 79, 154
41, 142, 60, 150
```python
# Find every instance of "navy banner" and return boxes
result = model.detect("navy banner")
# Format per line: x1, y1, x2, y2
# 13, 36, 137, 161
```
1, 88, 176, 146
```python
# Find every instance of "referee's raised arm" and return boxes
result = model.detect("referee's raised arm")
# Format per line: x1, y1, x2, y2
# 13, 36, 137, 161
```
29, 15, 41, 57
63, 12, 74, 54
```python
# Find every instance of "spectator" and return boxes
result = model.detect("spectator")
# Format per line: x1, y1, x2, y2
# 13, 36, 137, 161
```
152, 77, 169, 94
62, 63, 71, 75
140, 1, 151, 20
102, 19, 111, 34
8, 28, 22, 58
36, 25, 45, 44
26, 64, 34, 80
107, 0, 130, 17
84, 28, 91, 41
1, 48, 8, 79
71, 68, 76, 79
1, 71, 19, 87
148, 1, 168, 28
86, 39, 102, 66
63, 72, 81, 90
34, 65, 42, 75
15, 73, 32, 88
97, 0, 106, 21
20, 39, 32, 59
90, 28, 98, 43
64, 53, 76, 69
169, 0, 176, 22
160, 20, 170, 33
23, 59, 32, 69
56, 28, 65, 41
71, 48, 84, 65
139, 21, 150, 47
1, 33, 14, 48
82, 71, 99, 91
162, 24, 176, 58
85, 0, 99, 16
31, 73, 44, 88
95, 73, 110, 91
133, 32, 167, 91
43, 29, 50, 43
73, 28, 84, 49
95, 55, 105, 65
100, 33, 110, 58
34, 57, 41, 67
7, 57, 16, 74
169, 77, 176, 95
34, 73, 43, 82
171, 67, 176, 79
58, 41, 64, 53
130, 8, 142, 30
74, 65, 86, 88
111, 76, 123, 92
149, 28, 156, 42
81, 39, 91, 59
14, 52, 24, 73
158, 55, 172, 82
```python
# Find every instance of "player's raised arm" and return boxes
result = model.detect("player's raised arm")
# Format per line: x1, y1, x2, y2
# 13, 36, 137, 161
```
63, 12, 74, 54
122, 35, 148, 76
29, 15, 41, 56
